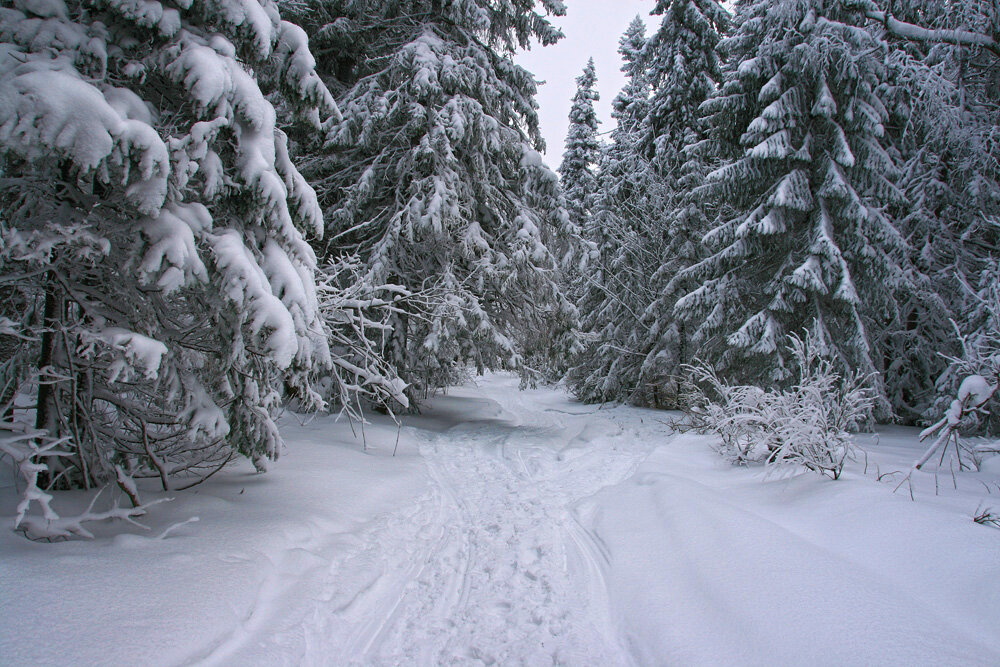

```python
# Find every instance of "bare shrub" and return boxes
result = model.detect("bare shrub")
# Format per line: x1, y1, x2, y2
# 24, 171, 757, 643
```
684, 331, 874, 479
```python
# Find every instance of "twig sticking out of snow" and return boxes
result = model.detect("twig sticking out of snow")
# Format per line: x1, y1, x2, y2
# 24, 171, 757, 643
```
1, 411, 169, 541
973, 505, 1000, 529
894, 375, 997, 498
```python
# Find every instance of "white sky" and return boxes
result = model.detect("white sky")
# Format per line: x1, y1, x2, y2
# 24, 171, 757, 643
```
515, 0, 655, 165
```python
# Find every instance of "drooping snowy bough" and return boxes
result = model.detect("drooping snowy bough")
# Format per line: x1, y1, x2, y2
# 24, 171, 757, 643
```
915, 375, 997, 473
289, 0, 581, 399
913, 270, 1000, 475
0, 0, 338, 534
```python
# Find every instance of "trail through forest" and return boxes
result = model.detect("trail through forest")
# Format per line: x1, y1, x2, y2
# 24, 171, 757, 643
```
344, 377, 648, 664
202, 374, 656, 665
3, 374, 1000, 666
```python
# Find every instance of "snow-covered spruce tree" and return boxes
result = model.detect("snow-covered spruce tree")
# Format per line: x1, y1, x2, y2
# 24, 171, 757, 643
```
873, 0, 1000, 423
290, 0, 579, 397
931, 256, 1000, 436
558, 58, 600, 235
638, 0, 728, 407
643, 0, 728, 164
0, 0, 337, 502
676, 0, 909, 414
569, 17, 668, 405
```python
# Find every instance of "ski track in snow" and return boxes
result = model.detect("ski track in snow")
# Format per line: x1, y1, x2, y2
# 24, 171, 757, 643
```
361, 421, 638, 664
195, 378, 656, 666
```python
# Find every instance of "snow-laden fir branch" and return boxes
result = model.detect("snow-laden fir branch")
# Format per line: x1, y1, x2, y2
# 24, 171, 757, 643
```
857, 4, 1000, 57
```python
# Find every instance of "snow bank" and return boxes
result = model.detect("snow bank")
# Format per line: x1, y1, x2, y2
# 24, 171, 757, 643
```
586, 431, 1000, 666
3, 375, 998, 665
0, 414, 428, 666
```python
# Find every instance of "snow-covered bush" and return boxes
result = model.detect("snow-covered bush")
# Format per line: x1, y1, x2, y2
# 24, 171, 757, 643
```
685, 331, 874, 479
0, 0, 337, 500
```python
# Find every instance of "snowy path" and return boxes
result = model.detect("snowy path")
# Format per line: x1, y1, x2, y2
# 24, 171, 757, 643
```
4, 373, 1000, 666
280, 376, 652, 665
355, 387, 645, 665
176, 374, 655, 666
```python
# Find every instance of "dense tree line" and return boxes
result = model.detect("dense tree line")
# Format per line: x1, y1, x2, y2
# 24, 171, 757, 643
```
565, 0, 999, 431
2, 0, 998, 537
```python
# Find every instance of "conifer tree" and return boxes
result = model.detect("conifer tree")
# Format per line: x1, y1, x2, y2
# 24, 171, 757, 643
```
291, 0, 579, 397
0, 0, 337, 492
569, 17, 668, 404
677, 0, 910, 412
639, 0, 728, 406
559, 58, 600, 233
643, 0, 728, 166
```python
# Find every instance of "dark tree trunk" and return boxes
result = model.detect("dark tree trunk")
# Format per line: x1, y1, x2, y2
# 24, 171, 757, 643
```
34, 272, 60, 436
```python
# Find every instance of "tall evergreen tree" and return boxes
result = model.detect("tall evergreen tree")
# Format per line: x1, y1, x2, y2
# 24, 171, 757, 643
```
291, 0, 579, 398
639, 0, 728, 405
569, 17, 668, 404
677, 0, 910, 413
643, 0, 729, 166
559, 58, 600, 234
875, 0, 1000, 422
0, 0, 337, 490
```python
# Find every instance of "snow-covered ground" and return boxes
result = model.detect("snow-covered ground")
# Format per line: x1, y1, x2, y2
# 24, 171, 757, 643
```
3, 373, 999, 665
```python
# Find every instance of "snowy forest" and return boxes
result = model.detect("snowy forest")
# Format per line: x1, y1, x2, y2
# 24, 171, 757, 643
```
3, 0, 998, 534
3, 0, 1000, 663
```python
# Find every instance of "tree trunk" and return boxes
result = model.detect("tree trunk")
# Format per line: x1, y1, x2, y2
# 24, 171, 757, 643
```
34, 272, 66, 488
34, 272, 60, 435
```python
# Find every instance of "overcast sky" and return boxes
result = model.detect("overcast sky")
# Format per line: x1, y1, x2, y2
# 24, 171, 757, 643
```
514, 0, 654, 165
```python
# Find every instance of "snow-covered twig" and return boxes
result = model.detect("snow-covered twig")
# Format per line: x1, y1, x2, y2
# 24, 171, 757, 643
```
154, 516, 200, 540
